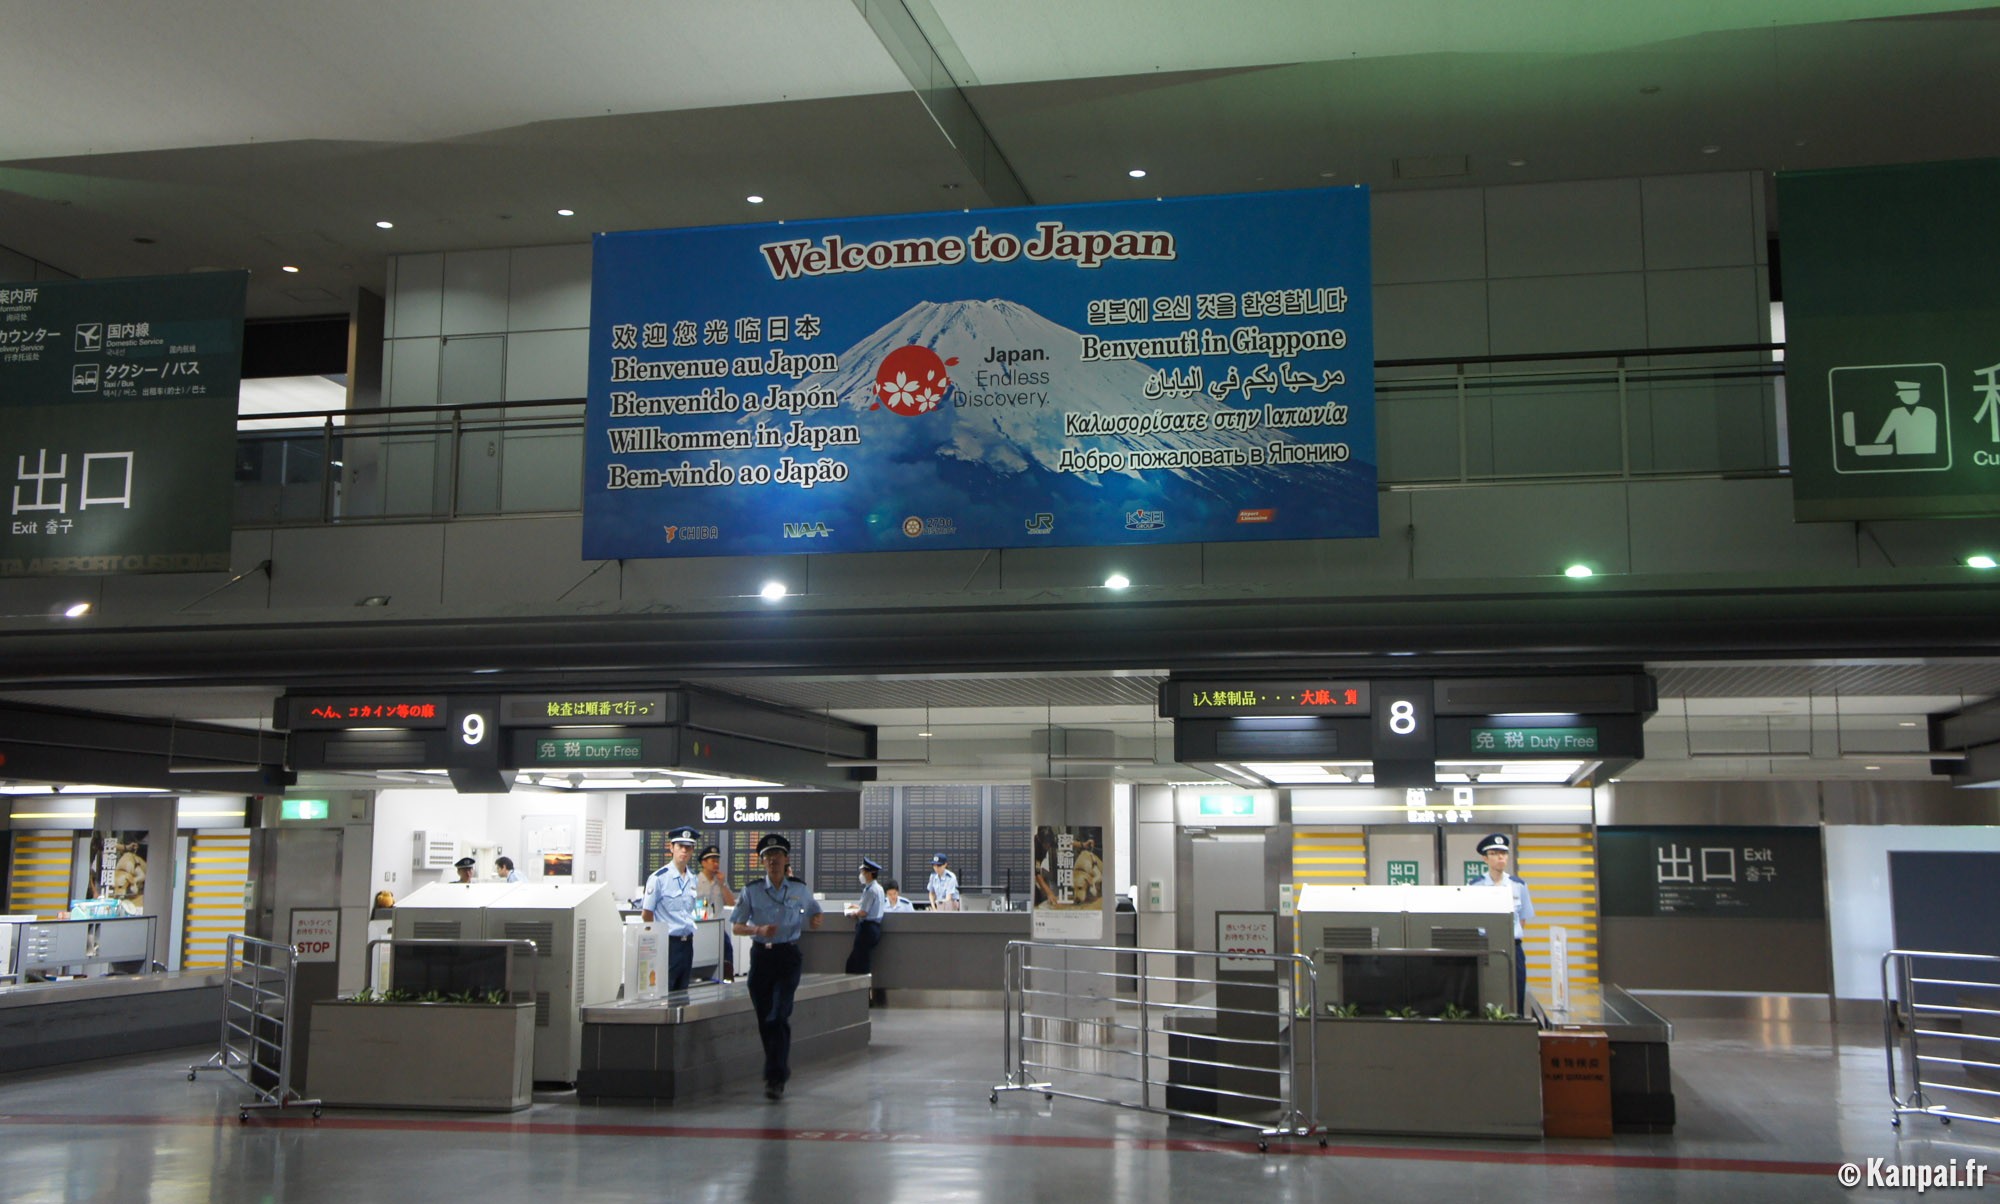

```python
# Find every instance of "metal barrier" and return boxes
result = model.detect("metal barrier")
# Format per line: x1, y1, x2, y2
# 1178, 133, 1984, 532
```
188, 934, 321, 1121
1881, 949, 2000, 1130
992, 940, 1322, 1151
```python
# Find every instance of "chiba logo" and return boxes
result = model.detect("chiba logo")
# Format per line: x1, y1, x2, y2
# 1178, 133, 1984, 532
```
663, 524, 719, 543
872, 345, 957, 415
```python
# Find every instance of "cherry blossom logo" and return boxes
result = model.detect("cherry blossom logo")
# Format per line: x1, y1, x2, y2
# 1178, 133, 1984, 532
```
872, 345, 956, 415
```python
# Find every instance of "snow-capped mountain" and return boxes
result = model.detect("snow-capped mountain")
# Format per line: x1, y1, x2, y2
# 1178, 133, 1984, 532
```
776, 298, 1309, 489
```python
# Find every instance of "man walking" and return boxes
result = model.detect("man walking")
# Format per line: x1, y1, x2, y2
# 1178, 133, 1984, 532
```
731, 833, 823, 1099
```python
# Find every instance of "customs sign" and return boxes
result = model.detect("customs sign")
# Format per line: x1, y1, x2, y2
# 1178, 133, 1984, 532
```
585, 188, 1374, 558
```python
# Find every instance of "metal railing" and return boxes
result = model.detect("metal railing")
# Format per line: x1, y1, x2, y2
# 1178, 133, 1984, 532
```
1881, 949, 2000, 1130
188, 934, 321, 1121
992, 940, 1322, 1151
231, 343, 1785, 527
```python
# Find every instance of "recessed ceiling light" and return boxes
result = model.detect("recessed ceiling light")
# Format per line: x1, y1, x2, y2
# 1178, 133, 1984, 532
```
918, 731, 933, 738
281, 265, 300, 273
1318, 171, 1336, 178
1564, 564, 1594, 579
745, 195, 765, 204
1899, 721, 1919, 727
1104, 573, 1131, 590
759, 580, 787, 601
375, 220, 394, 229
1700, 145, 1720, 155
1127, 169, 1147, 179
556, 208, 575, 217
1965, 554, 1998, 570
62, 601, 91, 618
1507, 158, 1528, 168
1865, 765, 1882, 771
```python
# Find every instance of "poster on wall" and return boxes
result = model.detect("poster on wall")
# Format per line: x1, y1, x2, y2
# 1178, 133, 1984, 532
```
1, 271, 247, 577
1777, 160, 2000, 521
1032, 824, 1105, 941
524, 816, 574, 879
88, 831, 148, 914
584, 188, 1375, 560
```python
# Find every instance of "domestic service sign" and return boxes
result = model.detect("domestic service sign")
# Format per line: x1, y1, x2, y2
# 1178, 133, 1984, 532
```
584, 188, 1374, 558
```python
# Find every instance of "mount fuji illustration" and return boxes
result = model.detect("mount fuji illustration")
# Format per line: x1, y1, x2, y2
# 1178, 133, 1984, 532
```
777, 298, 1307, 492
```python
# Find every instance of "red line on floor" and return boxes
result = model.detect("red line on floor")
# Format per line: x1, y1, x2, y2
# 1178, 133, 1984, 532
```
0, 1111, 1839, 1176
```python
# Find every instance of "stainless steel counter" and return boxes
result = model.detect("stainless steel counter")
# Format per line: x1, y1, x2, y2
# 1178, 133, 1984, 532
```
0, 971, 228, 1073
0, 970, 225, 1009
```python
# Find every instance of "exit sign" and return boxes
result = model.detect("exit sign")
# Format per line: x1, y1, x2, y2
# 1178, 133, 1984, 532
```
280, 798, 330, 821
1197, 794, 1255, 818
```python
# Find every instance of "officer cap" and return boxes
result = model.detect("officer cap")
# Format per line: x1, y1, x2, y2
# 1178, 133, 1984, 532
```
932, 853, 950, 865
453, 856, 477, 869
757, 832, 792, 855
698, 845, 721, 861
1475, 833, 1512, 855
667, 826, 700, 846
860, 857, 881, 874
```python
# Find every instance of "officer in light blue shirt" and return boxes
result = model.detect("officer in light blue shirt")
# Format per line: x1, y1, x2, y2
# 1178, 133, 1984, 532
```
494, 855, 522, 884
883, 881, 916, 913
642, 826, 702, 990
731, 833, 824, 1098
927, 854, 961, 910
844, 857, 886, 981
1470, 832, 1535, 1015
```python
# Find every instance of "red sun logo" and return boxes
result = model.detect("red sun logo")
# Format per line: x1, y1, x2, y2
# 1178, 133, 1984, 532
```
872, 345, 956, 415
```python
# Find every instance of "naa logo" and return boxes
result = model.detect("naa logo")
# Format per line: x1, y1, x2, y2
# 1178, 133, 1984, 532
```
1123, 508, 1165, 531
1025, 512, 1054, 535
783, 521, 833, 539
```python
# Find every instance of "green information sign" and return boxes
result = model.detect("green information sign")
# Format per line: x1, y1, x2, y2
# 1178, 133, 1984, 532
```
532, 737, 644, 764
1778, 161, 2000, 521
1197, 794, 1256, 818
1469, 726, 1599, 754
1, 272, 246, 576
1386, 859, 1420, 885
1464, 860, 1486, 885
279, 798, 330, 821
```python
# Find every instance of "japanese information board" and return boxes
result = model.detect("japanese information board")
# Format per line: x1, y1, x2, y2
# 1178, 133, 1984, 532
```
1, 272, 246, 576
1598, 826, 1825, 919
1778, 161, 2000, 520
585, 188, 1374, 558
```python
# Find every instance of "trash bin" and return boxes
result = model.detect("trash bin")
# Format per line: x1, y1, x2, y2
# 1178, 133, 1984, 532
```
1540, 1029, 1613, 1138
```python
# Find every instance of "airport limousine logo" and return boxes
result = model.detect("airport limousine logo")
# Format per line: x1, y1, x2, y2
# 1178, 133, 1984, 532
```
1828, 363, 1951, 474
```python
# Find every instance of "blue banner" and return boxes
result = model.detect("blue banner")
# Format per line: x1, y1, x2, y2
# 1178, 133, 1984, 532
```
584, 188, 1374, 559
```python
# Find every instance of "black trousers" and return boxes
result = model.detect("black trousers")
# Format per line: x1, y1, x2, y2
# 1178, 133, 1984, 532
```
667, 936, 694, 991
747, 942, 804, 1086
844, 919, 881, 975
1514, 938, 1527, 1015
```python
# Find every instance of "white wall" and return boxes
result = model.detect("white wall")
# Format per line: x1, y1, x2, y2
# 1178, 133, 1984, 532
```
1825, 824, 2000, 1000
369, 789, 640, 904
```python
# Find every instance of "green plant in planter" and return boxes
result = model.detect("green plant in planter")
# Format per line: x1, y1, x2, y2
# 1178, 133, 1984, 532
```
1439, 1003, 1471, 1021
1388, 1006, 1423, 1020
1482, 1003, 1516, 1021
1325, 1001, 1362, 1019
350, 988, 378, 1004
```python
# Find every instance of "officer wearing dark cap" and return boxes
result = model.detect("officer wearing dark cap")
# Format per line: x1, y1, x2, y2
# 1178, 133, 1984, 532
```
1470, 833, 1536, 1014
694, 844, 736, 982
844, 857, 887, 980
642, 826, 702, 990
729, 832, 823, 1099
450, 856, 477, 884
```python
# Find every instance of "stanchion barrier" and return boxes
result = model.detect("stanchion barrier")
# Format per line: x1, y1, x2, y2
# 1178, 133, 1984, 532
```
991, 940, 1323, 1151
1881, 948, 2000, 1131
187, 934, 321, 1121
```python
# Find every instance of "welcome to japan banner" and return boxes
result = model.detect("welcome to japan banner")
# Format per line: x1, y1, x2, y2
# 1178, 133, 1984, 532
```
584, 188, 1374, 559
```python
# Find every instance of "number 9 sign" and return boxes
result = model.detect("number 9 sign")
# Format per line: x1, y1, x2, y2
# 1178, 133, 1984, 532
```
460, 712, 486, 746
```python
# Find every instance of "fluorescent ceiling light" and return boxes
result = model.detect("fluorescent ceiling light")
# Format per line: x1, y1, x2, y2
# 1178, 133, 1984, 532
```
1967, 554, 1998, 570
760, 581, 787, 601
1564, 564, 1593, 578
1127, 169, 1147, 178
745, 195, 765, 204
375, 220, 394, 229
556, 208, 575, 217
1103, 573, 1131, 590
63, 601, 91, 618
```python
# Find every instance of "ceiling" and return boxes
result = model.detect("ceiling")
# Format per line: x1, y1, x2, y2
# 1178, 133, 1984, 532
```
4, 3, 1999, 791
5, 3, 2000, 315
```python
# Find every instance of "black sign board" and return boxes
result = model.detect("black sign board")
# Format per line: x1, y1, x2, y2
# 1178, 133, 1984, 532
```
627, 790, 862, 831
1165, 680, 1372, 717
1370, 681, 1436, 787
1599, 826, 1825, 919
286, 695, 451, 730
500, 692, 674, 726
1, 272, 246, 577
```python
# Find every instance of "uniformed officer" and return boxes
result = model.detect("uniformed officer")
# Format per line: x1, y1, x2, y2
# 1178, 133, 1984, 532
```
449, 856, 476, 885
695, 845, 737, 982
926, 854, 961, 911
642, 827, 702, 991
844, 857, 886, 979
730, 832, 823, 1099
1470, 832, 1536, 1014
883, 881, 916, 913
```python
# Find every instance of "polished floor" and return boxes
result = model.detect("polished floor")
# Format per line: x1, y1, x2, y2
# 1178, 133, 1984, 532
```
0, 1007, 1990, 1202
